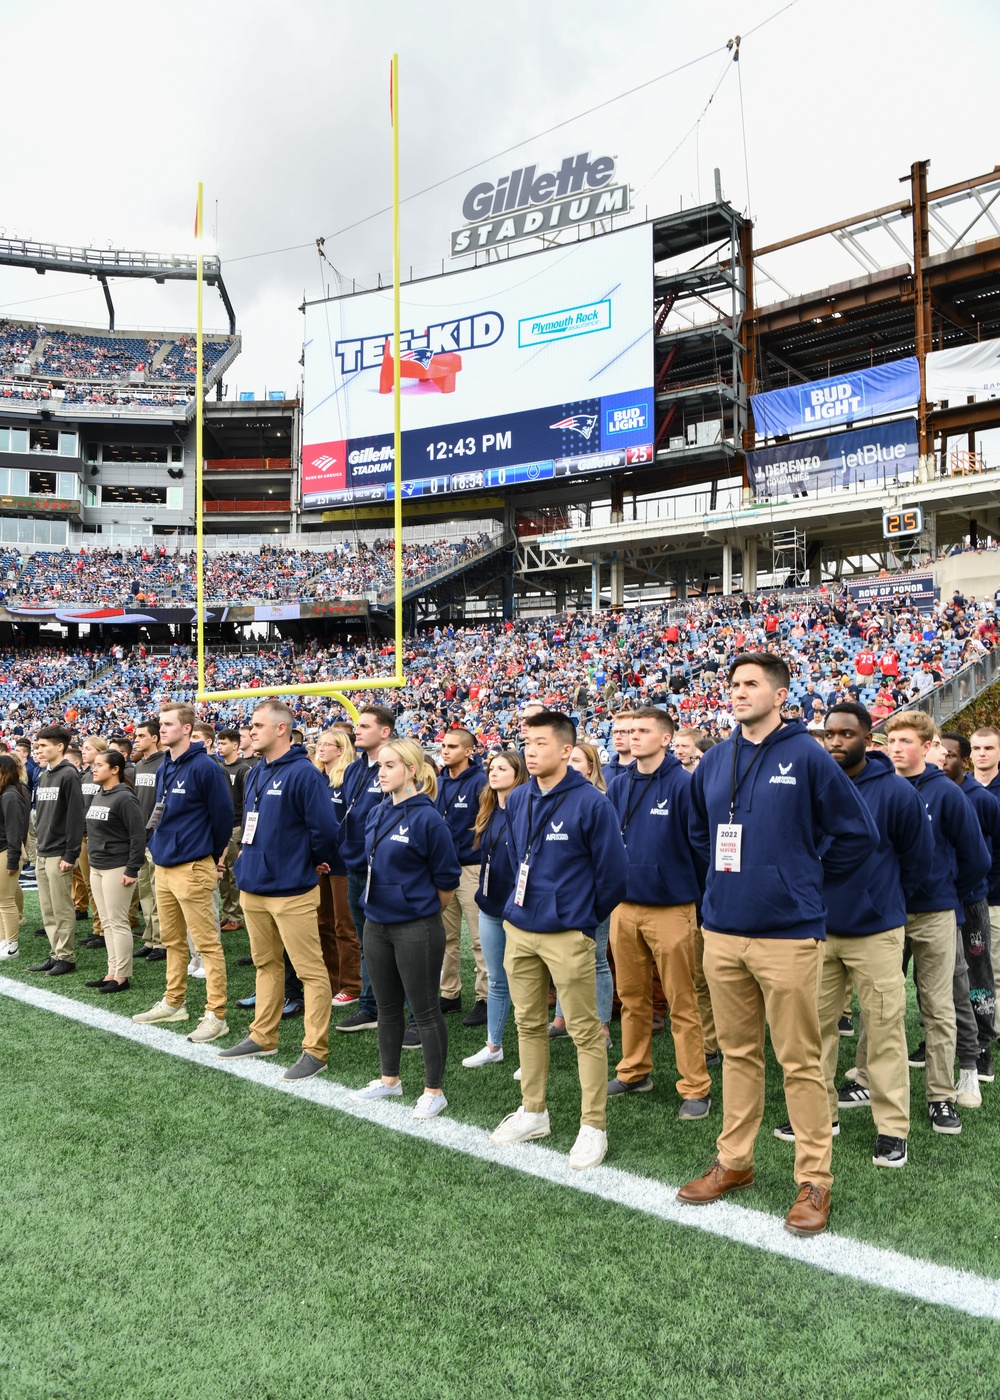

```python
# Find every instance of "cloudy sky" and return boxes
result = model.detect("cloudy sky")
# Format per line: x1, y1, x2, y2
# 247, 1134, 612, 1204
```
2, 0, 998, 396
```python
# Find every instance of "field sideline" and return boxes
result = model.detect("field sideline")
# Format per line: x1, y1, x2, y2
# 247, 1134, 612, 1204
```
2, 897, 999, 1398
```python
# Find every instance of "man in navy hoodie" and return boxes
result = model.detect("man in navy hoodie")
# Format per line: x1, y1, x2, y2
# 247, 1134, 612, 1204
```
600, 712, 633, 788
132, 701, 234, 1043
607, 707, 711, 1117
884, 711, 990, 1136
220, 699, 342, 1081
678, 653, 876, 1237
969, 725, 1000, 1034
490, 709, 628, 1171
813, 703, 933, 1170
435, 728, 488, 1023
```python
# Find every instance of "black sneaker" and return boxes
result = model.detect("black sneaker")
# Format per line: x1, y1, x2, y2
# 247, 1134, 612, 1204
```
82, 935, 106, 949
33, 927, 47, 938
705, 1050, 722, 1069
237, 955, 254, 966
134, 945, 154, 959
146, 947, 167, 962
908, 1041, 926, 1068
462, 999, 488, 1027
773, 1120, 840, 1142
27, 956, 56, 972
85, 977, 111, 988
75, 910, 88, 922
401, 1025, 422, 1050
335, 1009, 378, 1033
838, 1014, 854, 1036
873, 1135, 908, 1167
439, 996, 463, 1014
928, 1100, 962, 1135
46, 959, 76, 976
976, 1046, 995, 1083
837, 1081, 871, 1109
607, 1075, 653, 1095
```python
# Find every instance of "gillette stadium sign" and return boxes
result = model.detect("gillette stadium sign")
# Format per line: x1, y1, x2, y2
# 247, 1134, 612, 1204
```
450, 152, 629, 257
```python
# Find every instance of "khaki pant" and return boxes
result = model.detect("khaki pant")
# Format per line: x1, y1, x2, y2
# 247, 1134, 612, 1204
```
73, 837, 104, 935
219, 825, 244, 926
905, 908, 958, 1103
243, 887, 329, 1062
137, 849, 161, 947
0, 866, 20, 942
37, 854, 77, 963
704, 931, 832, 1191
503, 922, 607, 1131
991, 905, 1000, 1036
89, 866, 135, 981
155, 857, 227, 1017
25, 810, 36, 866
317, 872, 361, 996
611, 901, 710, 1099
440, 863, 487, 1002
692, 923, 717, 1056
819, 929, 908, 1138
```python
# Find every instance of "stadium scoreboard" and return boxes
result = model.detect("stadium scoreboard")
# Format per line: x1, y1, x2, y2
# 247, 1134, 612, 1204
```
882, 506, 924, 539
300, 225, 654, 511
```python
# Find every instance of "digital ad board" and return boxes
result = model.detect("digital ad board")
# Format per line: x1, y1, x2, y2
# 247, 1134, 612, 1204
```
301, 224, 654, 510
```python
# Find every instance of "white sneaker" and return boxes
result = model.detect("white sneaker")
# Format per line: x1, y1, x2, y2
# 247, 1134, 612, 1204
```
0, 940, 18, 959
412, 1091, 448, 1119
568, 1124, 608, 1171
462, 1044, 504, 1068
490, 1106, 550, 1145
957, 1067, 982, 1108
349, 1079, 403, 1102
132, 999, 188, 1025
187, 1011, 229, 1043
188, 954, 206, 979
513, 1066, 522, 1081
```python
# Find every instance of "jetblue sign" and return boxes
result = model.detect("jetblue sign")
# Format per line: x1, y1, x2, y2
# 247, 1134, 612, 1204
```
751, 358, 919, 438
747, 419, 919, 499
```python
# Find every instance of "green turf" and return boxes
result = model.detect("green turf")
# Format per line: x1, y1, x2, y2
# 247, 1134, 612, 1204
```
1, 993, 998, 1400
7, 893, 1000, 1284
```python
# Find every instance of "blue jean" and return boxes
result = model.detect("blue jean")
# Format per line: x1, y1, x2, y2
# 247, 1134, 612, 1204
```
555, 915, 612, 1025
478, 910, 512, 1048
347, 870, 378, 1019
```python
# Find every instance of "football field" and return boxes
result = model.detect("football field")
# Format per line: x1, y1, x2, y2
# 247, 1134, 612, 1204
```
2, 896, 998, 1400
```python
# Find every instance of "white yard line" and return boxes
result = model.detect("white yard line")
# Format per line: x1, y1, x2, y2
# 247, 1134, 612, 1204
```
3, 973, 998, 1321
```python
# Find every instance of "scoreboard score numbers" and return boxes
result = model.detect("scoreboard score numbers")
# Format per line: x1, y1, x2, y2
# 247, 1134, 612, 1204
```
882, 506, 924, 539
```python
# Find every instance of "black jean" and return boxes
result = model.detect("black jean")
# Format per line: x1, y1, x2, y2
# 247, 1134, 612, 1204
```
957, 898, 996, 1059
364, 914, 448, 1089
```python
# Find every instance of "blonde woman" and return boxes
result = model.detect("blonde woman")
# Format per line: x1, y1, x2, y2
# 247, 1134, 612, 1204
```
550, 740, 614, 1048
349, 739, 461, 1119
314, 728, 362, 1005
76, 734, 109, 946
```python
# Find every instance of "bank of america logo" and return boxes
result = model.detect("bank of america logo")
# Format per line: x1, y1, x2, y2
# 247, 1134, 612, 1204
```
312, 454, 337, 472
550, 413, 597, 439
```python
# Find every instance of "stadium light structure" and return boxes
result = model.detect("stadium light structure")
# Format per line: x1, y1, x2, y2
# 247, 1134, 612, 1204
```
0, 236, 236, 334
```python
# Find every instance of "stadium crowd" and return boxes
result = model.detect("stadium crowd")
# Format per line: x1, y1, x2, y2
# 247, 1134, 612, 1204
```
1, 647, 998, 1238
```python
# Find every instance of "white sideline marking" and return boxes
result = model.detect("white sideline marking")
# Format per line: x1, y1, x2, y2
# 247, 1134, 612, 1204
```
3, 973, 999, 1321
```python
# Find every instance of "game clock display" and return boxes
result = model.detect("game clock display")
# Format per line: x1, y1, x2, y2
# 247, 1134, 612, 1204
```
882, 506, 924, 539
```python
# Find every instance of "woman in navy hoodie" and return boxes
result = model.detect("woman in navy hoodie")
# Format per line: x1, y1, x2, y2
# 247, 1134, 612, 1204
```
350, 739, 461, 1119
462, 749, 527, 1069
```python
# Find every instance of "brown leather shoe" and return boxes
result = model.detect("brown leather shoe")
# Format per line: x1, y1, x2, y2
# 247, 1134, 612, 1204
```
784, 1183, 831, 1236
676, 1158, 754, 1204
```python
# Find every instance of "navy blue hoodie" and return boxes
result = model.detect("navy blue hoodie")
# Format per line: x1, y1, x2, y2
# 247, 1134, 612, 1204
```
905, 765, 991, 918
608, 755, 704, 907
689, 720, 877, 940
435, 758, 487, 865
954, 774, 1000, 906
235, 745, 341, 897
338, 754, 386, 874
502, 766, 628, 938
969, 774, 1000, 905
824, 750, 933, 936
148, 740, 233, 868
362, 793, 461, 924
601, 754, 628, 789
475, 803, 517, 918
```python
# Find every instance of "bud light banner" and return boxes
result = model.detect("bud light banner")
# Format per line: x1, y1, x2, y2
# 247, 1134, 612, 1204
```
747, 418, 918, 499
751, 358, 919, 439
847, 573, 937, 613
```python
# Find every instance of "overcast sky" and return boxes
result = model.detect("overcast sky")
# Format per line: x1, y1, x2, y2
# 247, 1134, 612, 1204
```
2, 0, 998, 396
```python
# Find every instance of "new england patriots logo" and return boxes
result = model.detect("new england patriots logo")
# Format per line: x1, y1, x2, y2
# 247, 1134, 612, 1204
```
550, 413, 598, 439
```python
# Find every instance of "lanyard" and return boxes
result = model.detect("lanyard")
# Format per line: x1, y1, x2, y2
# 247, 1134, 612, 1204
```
344, 758, 378, 819
619, 766, 656, 840
729, 733, 769, 820
522, 786, 571, 862
441, 766, 476, 818
368, 801, 404, 866
482, 806, 507, 863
